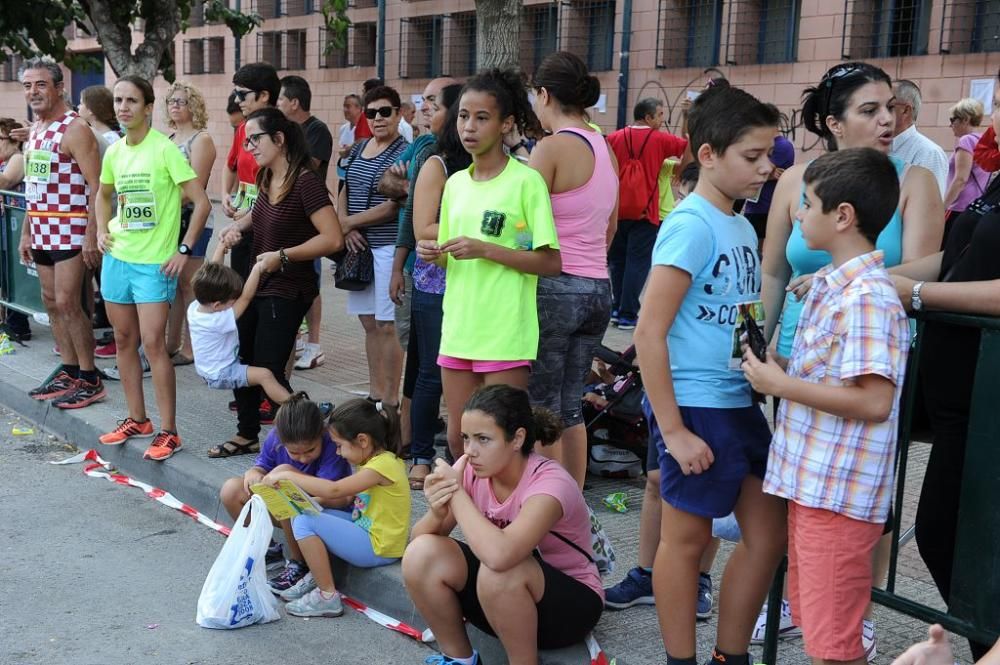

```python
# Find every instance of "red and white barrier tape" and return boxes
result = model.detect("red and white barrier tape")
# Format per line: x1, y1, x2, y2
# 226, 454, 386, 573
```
51, 449, 231, 536
52, 449, 611, 658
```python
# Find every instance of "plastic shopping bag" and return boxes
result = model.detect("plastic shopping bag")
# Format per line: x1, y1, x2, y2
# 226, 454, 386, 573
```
196, 495, 280, 629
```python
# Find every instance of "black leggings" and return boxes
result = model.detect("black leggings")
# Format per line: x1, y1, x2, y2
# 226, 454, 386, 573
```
234, 295, 312, 440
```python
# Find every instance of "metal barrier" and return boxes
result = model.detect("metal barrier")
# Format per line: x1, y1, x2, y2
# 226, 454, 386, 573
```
761, 311, 1000, 663
0, 190, 44, 316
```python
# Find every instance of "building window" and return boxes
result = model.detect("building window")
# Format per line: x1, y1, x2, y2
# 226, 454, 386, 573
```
0, 54, 22, 82
255, 0, 282, 19
399, 15, 443, 79
184, 37, 225, 75
941, 0, 1000, 54
842, 0, 931, 58
188, 0, 205, 28
259, 31, 284, 69
724, 0, 799, 65
561, 1, 616, 72
319, 22, 377, 69
658, 0, 723, 68
444, 12, 477, 78
520, 2, 559, 74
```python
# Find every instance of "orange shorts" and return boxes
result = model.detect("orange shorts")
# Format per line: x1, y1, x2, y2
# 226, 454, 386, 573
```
787, 502, 883, 661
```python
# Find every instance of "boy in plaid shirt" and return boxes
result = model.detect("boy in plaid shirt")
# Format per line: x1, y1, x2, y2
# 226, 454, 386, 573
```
742, 148, 910, 665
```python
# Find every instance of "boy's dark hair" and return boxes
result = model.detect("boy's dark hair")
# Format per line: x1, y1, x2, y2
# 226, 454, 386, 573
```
464, 385, 563, 457
192, 262, 244, 305
679, 162, 699, 187
233, 62, 280, 107
802, 62, 892, 152
687, 86, 779, 162
802, 148, 899, 245
633, 97, 662, 122
363, 85, 402, 110
275, 392, 324, 444
327, 398, 403, 457
115, 75, 155, 106
226, 91, 241, 115
461, 68, 540, 137
280, 75, 312, 112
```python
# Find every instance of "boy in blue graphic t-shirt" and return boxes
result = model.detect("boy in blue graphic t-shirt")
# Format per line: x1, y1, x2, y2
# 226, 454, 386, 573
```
633, 86, 786, 665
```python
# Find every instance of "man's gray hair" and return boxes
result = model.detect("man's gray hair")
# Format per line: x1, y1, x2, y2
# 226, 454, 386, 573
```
18, 57, 64, 85
894, 79, 922, 120
633, 97, 663, 122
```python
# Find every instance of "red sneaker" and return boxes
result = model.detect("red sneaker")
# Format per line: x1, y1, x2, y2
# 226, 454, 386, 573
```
53, 378, 107, 409
28, 371, 77, 401
94, 340, 117, 359
259, 399, 276, 425
99, 417, 155, 445
144, 431, 183, 461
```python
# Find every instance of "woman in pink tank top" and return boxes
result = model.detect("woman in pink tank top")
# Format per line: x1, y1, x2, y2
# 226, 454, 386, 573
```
526, 52, 619, 488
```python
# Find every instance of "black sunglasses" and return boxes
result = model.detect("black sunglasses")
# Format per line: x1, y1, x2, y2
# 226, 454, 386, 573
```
232, 88, 257, 102
365, 106, 397, 120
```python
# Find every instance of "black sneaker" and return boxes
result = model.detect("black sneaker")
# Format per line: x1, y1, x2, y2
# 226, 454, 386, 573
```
53, 378, 107, 410
265, 541, 284, 571
268, 560, 308, 594
28, 370, 77, 401
259, 399, 277, 425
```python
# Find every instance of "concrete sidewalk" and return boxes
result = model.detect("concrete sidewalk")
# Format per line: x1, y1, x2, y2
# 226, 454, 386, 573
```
0, 274, 970, 664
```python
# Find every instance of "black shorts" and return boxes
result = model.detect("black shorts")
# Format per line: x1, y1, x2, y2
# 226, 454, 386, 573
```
454, 539, 603, 649
31, 248, 81, 266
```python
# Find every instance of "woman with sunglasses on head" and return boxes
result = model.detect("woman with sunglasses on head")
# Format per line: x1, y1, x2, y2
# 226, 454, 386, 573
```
942, 98, 989, 247
215, 107, 344, 459
758, 62, 944, 657
163, 80, 217, 367
338, 86, 408, 411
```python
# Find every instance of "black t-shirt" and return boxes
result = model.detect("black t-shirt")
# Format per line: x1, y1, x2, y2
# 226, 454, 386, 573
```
920, 187, 1000, 434
302, 115, 333, 184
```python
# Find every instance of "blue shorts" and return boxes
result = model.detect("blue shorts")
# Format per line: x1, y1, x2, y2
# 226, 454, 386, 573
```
644, 399, 772, 519
202, 361, 250, 390
101, 254, 178, 305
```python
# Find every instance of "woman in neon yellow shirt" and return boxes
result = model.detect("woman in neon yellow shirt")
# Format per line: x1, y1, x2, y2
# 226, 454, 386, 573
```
416, 69, 560, 464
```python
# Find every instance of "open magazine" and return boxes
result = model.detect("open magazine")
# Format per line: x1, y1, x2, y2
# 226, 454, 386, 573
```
249, 479, 322, 521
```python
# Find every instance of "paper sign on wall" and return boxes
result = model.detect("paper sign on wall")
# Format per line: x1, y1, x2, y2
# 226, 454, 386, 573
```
410, 94, 423, 108
590, 94, 607, 114
971, 79, 995, 114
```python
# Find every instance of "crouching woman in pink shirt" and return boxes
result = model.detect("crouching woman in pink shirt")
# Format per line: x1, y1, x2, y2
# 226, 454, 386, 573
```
403, 384, 604, 665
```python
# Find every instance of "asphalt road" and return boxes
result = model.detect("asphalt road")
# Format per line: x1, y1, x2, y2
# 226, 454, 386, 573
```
0, 410, 434, 665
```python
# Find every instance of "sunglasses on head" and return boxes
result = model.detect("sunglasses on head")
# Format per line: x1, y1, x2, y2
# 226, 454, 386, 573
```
365, 106, 397, 120
232, 88, 257, 102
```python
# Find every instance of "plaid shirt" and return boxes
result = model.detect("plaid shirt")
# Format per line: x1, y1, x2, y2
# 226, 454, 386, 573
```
764, 251, 910, 523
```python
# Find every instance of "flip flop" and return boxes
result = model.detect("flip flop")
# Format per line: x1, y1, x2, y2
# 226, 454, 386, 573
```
208, 438, 260, 458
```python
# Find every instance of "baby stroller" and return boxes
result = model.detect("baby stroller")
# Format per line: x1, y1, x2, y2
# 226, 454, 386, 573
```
582, 344, 650, 473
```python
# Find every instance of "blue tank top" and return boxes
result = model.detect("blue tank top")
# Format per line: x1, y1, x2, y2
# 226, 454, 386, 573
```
776, 156, 907, 356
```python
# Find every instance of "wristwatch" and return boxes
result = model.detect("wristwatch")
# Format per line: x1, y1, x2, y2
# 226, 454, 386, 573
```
911, 281, 925, 311
178, 243, 192, 256
279, 248, 290, 272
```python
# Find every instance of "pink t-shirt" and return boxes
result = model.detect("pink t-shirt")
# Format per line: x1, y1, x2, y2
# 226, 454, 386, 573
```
949, 132, 990, 213
549, 128, 619, 279
462, 453, 604, 600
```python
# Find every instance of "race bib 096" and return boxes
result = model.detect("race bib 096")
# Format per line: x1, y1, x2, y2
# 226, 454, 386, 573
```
118, 191, 158, 231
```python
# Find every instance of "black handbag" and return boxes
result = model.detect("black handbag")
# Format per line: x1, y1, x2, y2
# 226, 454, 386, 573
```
333, 246, 374, 291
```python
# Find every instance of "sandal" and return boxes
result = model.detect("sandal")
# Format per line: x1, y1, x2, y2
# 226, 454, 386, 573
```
171, 353, 195, 366
208, 438, 260, 458
408, 463, 431, 490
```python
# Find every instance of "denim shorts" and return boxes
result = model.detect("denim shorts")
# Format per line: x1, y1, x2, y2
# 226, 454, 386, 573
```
528, 274, 611, 427
179, 206, 213, 258
645, 398, 772, 518
202, 361, 250, 390
101, 254, 178, 305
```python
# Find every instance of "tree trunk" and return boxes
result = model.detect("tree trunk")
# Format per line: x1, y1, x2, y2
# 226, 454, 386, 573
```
88, 0, 180, 81
475, 0, 521, 71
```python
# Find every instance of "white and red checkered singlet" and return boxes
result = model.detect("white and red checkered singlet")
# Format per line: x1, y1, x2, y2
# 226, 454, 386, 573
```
23, 111, 89, 250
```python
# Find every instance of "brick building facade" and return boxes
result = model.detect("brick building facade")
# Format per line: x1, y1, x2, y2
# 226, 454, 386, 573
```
1, 0, 998, 195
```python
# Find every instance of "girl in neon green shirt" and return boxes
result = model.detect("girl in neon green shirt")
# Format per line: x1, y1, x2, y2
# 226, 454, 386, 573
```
415, 69, 560, 466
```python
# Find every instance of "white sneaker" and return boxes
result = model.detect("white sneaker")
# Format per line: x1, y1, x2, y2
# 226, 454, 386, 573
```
294, 343, 325, 370
279, 571, 317, 601
862, 619, 876, 663
33, 312, 50, 326
750, 599, 802, 644
294, 334, 305, 358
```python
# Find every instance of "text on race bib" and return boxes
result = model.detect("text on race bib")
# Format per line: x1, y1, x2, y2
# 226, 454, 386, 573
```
25, 150, 53, 183
236, 182, 258, 211
118, 191, 159, 231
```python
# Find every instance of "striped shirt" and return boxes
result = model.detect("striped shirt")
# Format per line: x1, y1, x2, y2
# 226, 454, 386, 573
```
344, 136, 407, 248
764, 251, 910, 523
250, 169, 332, 301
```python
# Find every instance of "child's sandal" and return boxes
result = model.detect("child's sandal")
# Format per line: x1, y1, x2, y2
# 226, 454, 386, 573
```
208, 438, 260, 458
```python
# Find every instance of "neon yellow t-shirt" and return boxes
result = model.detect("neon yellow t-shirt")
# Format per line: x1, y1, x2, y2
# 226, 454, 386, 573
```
438, 157, 558, 361
100, 128, 197, 264
352, 451, 410, 558
658, 159, 677, 222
